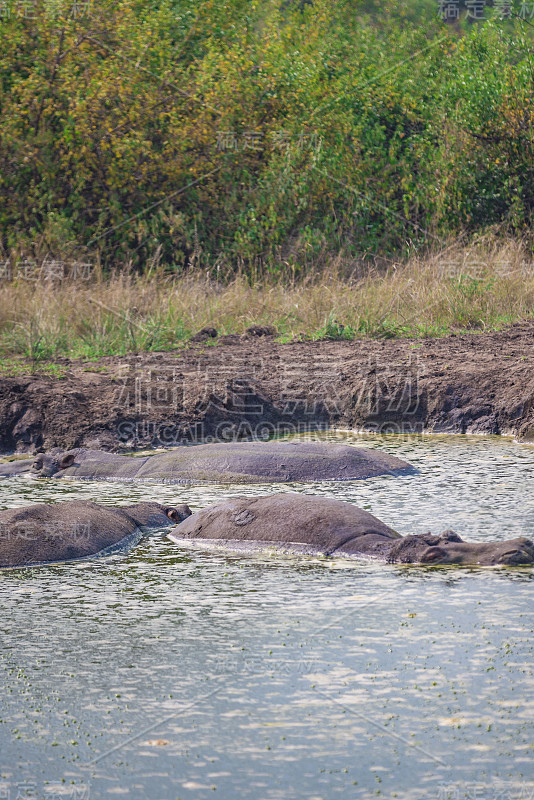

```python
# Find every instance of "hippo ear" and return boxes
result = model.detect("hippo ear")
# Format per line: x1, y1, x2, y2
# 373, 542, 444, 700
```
59, 452, 77, 469
165, 505, 192, 523
439, 530, 462, 543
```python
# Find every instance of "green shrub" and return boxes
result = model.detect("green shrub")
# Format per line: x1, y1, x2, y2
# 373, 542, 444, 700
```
0, 0, 533, 273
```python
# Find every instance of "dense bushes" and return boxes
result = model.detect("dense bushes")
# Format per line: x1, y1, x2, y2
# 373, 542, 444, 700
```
0, 0, 533, 273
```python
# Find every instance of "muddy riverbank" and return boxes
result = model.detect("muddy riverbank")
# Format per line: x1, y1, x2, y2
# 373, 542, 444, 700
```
1, 323, 533, 454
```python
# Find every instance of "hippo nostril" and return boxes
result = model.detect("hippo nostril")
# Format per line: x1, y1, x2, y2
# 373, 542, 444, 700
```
499, 550, 534, 565
420, 546, 447, 564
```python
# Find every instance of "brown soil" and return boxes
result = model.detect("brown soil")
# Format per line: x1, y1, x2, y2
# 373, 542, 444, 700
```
1, 323, 533, 454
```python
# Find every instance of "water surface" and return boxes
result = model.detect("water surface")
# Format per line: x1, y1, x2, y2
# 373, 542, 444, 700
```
1, 433, 533, 800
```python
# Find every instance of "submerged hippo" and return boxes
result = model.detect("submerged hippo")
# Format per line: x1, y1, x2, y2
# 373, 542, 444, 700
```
0, 458, 34, 476
0, 500, 191, 568
0, 442, 413, 484
168, 494, 534, 566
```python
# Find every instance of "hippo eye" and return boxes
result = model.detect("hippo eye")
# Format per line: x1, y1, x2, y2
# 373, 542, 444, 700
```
33, 459, 43, 469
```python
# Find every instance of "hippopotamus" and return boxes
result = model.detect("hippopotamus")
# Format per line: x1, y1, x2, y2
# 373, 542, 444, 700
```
0, 500, 192, 568
167, 494, 534, 566
0, 442, 414, 484
0, 457, 34, 476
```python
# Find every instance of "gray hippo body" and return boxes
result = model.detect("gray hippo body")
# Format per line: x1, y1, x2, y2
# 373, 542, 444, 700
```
168, 494, 534, 566
0, 500, 191, 568
0, 442, 414, 484
0, 458, 34, 476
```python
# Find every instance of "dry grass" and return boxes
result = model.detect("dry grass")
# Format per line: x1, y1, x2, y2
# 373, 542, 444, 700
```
0, 237, 533, 365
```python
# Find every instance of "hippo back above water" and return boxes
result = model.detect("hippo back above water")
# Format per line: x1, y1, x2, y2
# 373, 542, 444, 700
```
169, 493, 401, 558
0, 500, 191, 568
0, 441, 414, 484
168, 493, 534, 566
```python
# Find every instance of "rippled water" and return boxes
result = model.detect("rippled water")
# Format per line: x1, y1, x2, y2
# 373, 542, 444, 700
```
0, 433, 533, 800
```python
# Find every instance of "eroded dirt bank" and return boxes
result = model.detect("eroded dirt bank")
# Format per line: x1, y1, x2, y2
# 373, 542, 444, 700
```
1, 323, 533, 454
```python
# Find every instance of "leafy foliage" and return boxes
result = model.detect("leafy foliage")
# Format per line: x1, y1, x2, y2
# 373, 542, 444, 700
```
0, 0, 533, 272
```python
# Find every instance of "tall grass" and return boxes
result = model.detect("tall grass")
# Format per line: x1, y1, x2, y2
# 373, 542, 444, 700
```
0, 238, 532, 367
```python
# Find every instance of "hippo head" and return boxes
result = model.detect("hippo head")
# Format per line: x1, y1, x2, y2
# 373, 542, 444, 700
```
388, 530, 534, 566
30, 449, 77, 478
123, 502, 193, 529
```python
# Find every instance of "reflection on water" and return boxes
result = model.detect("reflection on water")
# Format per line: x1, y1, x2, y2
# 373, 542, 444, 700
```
0, 433, 533, 800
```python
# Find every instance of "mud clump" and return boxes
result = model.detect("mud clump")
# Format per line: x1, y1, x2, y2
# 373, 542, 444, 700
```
190, 327, 218, 342
244, 325, 277, 338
